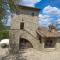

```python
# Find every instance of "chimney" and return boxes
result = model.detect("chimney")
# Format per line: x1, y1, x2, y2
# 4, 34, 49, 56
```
48, 24, 56, 32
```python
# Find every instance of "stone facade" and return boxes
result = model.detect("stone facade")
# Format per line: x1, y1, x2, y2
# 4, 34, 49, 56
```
37, 27, 60, 51
9, 6, 41, 54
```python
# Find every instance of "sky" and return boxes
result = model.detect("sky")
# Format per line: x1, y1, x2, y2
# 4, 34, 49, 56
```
2, 0, 12, 26
5, 0, 60, 30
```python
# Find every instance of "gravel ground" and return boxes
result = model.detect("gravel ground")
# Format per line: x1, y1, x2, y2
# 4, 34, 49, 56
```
0, 47, 9, 60
0, 48, 60, 60
0, 48, 9, 57
21, 48, 60, 60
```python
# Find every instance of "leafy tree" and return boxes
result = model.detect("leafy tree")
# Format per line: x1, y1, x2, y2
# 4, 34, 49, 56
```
0, 0, 4, 19
8, 0, 18, 12
0, 0, 9, 39
8, 0, 21, 13
0, 0, 21, 39
0, 0, 6, 31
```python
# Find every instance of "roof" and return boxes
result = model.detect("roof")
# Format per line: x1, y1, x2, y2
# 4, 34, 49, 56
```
17, 5, 40, 11
14, 0, 41, 11
13, 0, 40, 12
37, 27, 60, 38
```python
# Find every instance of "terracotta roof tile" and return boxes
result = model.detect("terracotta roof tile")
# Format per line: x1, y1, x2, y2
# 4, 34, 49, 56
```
37, 27, 60, 38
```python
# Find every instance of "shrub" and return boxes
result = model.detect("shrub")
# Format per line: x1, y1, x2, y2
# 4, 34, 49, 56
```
0, 30, 9, 40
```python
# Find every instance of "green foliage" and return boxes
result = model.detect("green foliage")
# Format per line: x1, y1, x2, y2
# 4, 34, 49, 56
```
8, 0, 17, 12
0, 0, 9, 40
0, 22, 9, 40
0, 0, 4, 19
0, 21, 6, 31
8, 0, 21, 13
0, 30, 9, 40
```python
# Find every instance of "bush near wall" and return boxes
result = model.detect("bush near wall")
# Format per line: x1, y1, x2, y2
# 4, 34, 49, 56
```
0, 30, 9, 40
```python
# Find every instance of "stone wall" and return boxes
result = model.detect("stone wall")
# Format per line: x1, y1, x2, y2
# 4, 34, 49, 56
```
56, 38, 60, 50
9, 8, 40, 53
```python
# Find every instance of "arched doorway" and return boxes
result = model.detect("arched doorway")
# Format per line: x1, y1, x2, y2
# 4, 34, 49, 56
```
19, 38, 33, 49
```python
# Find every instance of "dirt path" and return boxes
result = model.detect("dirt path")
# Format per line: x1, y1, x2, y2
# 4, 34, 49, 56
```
0, 48, 60, 60
0, 48, 9, 57
21, 48, 60, 60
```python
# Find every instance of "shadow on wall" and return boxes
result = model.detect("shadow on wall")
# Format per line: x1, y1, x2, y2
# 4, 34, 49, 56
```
19, 38, 33, 49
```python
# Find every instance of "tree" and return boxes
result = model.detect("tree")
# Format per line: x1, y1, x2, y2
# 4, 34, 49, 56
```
0, 0, 6, 31
0, 0, 9, 39
0, 0, 4, 19
8, 0, 18, 12
8, 0, 21, 13
0, 0, 22, 39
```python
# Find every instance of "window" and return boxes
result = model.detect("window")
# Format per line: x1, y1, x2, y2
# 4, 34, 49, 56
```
44, 38, 56, 48
20, 22, 24, 29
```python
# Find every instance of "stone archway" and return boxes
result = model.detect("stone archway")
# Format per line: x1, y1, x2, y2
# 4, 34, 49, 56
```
19, 30, 41, 50
19, 38, 33, 49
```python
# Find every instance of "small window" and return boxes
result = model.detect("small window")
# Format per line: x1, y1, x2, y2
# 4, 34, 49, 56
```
44, 39, 55, 48
20, 22, 24, 29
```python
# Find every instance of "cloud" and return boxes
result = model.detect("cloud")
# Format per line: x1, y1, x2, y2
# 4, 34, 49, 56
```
17, 0, 40, 7
38, 5, 60, 29
43, 5, 60, 15
38, 14, 51, 27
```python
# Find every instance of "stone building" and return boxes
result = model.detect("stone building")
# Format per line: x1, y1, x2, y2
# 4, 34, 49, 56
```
37, 27, 60, 51
9, 5, 41, 53
10, 5, 60, 53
